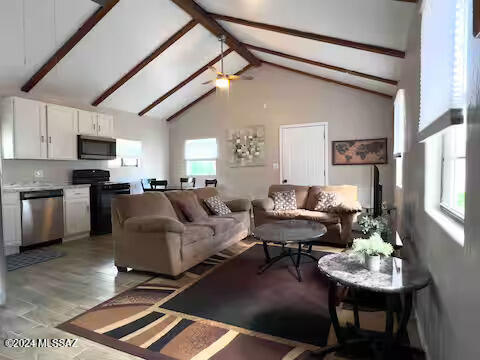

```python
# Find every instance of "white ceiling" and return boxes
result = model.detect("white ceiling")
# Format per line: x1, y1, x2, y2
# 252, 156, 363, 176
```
0, 0, 416, 121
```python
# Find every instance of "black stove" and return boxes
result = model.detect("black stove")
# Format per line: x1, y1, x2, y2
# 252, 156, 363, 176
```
72, 169, 130, 235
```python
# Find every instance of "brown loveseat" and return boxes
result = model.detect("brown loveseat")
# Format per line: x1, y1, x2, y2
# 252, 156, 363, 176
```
252, 185, 361, 246
112, 188, 250, 277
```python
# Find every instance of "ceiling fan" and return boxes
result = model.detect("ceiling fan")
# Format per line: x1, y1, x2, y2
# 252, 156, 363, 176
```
202, 35, 254, 89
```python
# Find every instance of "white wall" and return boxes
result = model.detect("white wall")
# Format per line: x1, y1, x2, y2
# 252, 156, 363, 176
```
0, 91, 169, 189
169, 64, 394, 203
396, 2, 480, 359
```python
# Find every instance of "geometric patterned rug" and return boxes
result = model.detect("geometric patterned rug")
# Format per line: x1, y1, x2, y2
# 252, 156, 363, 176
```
58, 241, 395, 359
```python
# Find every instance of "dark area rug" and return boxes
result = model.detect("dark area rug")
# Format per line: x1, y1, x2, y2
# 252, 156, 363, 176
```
161, 244, 332, 347
7, 248, 65, 271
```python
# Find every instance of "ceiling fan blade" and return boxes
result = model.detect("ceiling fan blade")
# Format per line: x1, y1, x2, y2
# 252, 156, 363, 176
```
227, 75, 240, 80
209, 66, 221, 74
202, 80, 214, 85
241, 75, 254, 80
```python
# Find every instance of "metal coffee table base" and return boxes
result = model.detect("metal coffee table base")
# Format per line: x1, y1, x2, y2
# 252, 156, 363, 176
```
258, 242, 317, 282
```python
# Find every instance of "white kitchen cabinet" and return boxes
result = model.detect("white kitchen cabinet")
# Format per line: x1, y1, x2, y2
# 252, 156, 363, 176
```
77, 110, 97, 136
46, 104, 77, 160
1, 97, 47, 159
97, 113, 114, 138
64, 188, 90, 239
2, 193, 21, 249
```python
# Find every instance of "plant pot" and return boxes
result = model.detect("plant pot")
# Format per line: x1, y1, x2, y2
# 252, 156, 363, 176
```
364, 254, 381, 272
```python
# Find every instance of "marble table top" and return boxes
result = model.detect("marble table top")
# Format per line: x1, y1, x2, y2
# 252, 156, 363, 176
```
318, 252, 431, 293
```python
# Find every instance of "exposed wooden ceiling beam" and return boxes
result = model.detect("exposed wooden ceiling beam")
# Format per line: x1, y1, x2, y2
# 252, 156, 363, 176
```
166, 64, 254, 122
92, 19, 197, 106
170, 0, 261, 66
263, 61, 392, 99
21, 0, 120, 92
138, 48, 233, 116
210, 13, 405, 59
245, 43, 398, 86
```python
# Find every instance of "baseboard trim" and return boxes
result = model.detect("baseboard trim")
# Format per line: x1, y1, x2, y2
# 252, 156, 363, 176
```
414, 308, 431, 360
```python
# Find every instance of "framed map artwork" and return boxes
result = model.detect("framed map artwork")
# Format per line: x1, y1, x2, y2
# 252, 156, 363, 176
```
332, 138, 387, 165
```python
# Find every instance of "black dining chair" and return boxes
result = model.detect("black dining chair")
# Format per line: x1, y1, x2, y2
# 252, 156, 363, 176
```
205, 179, 217, 187
150, 180, 168, 190
180, 177, 196, 189
141, 178, 156, 191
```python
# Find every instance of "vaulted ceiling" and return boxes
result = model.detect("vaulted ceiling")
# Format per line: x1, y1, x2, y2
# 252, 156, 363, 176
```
0, 0, 416, 121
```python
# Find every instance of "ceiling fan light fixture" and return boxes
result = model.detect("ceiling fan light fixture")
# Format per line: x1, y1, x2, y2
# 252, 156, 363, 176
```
215, 77, 229, 89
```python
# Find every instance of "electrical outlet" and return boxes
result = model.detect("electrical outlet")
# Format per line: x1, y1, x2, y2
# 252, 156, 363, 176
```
34, 169, 44, 178
273, 162, 279, 169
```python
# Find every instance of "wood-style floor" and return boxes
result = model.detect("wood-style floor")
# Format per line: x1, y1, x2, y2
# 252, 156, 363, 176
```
0, 235, 422, 360
0, 235, 149, 359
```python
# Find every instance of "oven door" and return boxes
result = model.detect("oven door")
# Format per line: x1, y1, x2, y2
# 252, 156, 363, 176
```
78, 135, 116, 160
91, 186, 130, 235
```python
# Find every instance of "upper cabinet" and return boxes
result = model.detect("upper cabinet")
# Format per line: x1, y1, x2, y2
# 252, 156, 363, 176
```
97, 113, 114, 138
77, 111, 114, 138
46, 104, 77, 160
1, 97, 47, 159
77, 110, 97, 136
1, 97, 115, 160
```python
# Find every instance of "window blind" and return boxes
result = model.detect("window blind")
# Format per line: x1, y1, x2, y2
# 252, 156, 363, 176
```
185, 138, 217, 160
419, 0, 466, 136
394, 89, 406, 156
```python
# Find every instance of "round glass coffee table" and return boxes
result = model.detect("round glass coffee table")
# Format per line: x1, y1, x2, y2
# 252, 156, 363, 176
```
252, 220, 327, 281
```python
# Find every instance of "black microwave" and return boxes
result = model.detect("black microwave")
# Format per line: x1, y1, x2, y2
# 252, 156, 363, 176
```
78, 135, 116, 160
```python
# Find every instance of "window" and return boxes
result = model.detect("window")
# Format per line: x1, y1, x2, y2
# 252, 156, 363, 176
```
108, 138, 142, 168
185, 138, 217, 176
394, 90, 406, 188
441, 124, 466, 220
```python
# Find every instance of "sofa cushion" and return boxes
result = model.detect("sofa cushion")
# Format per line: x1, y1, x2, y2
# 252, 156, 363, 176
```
313, 191, 341, 211
113, 193, 178, 224
306, 185, 358, 210
269, 185, 309, 209
221, 211, 250, 229
204, 196, 232, 216
177, 196, 209, 222
190, 217, 238, 236
272, 190, 297, 210
192, 187, 219, 214
183, 224, 215, 246
267, 209, 340, 224
165, 191, 207, 222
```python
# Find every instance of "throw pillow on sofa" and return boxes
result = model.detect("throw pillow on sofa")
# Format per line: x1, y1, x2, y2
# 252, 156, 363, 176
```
314, 191, 341, 212
205, 196, 232, 216
272, 190, 297, 211
177, 196, 209, 222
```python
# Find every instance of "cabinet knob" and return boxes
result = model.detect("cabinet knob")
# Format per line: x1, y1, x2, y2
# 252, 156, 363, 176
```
40, 135, 45, 143
48, 136, 52, 144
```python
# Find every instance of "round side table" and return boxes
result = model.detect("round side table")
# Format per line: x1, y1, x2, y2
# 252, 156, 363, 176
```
315, 252, 431, 359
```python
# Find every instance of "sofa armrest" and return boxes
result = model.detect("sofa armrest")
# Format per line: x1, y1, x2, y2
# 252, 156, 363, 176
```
225, 199, 251, 212
124, 215, 185, 234
252, 198, 274, 211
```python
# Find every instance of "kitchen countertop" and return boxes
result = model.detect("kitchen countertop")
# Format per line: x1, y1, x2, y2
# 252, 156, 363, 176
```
3, 183, 90, 193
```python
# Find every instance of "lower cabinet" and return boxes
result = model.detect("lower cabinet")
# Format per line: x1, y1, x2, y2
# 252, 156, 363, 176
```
64, 188, 91, 239
2, 192, 21, 255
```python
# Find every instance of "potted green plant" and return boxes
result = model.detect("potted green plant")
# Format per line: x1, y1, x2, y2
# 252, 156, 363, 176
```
352, 233, 394, 272
358, 214, 392, 241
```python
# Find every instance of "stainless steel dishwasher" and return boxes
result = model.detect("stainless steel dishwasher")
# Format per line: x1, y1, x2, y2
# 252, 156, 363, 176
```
20, 189, 64, 247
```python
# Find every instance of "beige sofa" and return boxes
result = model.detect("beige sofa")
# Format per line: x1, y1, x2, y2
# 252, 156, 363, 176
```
112, 188, 250, 277
252, 185, 361, 246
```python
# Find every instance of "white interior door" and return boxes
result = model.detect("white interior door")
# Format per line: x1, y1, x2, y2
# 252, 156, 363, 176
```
280, 123, 327, 186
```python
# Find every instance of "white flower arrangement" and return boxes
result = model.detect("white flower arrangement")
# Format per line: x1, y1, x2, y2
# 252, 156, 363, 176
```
352, 232, 394, 257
